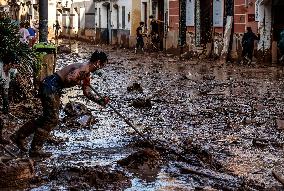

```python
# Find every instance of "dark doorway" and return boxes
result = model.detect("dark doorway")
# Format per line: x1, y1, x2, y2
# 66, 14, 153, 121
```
272, 0, 284, 41
200, 0, 212, 45
102, 2, 110, 44
152, 0, 164, 50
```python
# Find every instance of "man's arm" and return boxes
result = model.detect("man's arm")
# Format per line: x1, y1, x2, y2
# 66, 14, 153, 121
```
82, 76, 109, 106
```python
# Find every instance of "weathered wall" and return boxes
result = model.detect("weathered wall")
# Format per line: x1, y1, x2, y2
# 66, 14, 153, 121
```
58, 0, 132, 47
234, 0, 258, 34
129, 0, 141, 47
166, 0, 179, 50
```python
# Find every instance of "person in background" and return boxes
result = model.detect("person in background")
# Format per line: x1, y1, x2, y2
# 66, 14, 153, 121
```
26, 22, 37, 48
135, 22, 145, 54
149, 15, 159, 41
0, 53, 18, 144
53, 20, 61, 39
241, 27, 260, 64
19, 22, 30, 45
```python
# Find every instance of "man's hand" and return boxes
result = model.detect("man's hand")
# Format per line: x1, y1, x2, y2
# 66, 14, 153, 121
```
97, 96, 110, 107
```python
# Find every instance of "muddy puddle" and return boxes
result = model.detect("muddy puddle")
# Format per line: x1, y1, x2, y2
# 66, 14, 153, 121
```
14, 41, 284, 190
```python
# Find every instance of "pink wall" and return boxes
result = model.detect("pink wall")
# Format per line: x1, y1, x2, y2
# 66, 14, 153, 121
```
234, 0, 258, 34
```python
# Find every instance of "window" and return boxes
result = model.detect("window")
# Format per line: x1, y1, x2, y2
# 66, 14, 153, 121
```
122, 6, 125, 29
117, 7, 119, 29
99, 8, 101, 28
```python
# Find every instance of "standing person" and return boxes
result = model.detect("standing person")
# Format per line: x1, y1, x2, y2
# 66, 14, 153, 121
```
53, 20, 61, 39
278, 29, 284, 63
19, 22, 30, 45
0, 53, 18, 144
241, 27, 259, 64
26, 22, 37, 48
11, 51, 109, 157
135, 22, 145, 54
149, 16, 160, 50
149, 15, 159, 36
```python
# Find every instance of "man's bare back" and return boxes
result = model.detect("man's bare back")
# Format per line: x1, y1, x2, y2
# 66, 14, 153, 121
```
56, 62, 91, 88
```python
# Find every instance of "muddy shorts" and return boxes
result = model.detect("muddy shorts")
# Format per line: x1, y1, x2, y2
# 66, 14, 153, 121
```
40, 73, 64, 96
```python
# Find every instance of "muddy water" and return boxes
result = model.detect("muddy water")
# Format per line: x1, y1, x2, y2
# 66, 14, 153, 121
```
31, 41, 284, 190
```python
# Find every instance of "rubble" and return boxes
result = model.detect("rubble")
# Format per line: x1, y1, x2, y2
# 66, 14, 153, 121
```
62, 101, 97, 129
0, 158, 35, 190
49, 165, 131, 190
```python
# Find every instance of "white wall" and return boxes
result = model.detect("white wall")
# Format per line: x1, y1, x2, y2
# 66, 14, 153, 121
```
118, 0, 132, 30
48, 0, 57, 29
79, 7, 85, 29
257, 1, 272, 50
89, 0, 132, 30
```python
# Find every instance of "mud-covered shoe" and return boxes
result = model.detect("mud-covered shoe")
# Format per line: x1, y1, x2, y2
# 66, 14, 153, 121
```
29, 150, 52, 158
10, 134, 28, 152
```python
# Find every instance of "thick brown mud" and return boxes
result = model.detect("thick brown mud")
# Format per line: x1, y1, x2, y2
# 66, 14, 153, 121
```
2, 41, 284, 190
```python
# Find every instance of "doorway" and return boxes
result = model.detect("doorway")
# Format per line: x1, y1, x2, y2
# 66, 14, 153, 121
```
272, 0, 284, 41
102, 2, 111, 44
200, 0, 212, 45
152, 0, 164, 50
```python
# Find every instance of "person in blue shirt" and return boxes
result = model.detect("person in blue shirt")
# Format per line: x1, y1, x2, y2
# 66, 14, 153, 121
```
26, 22, 37, 47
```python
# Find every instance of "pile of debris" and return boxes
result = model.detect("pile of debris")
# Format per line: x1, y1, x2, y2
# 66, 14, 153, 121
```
49, 165, 131, 190
0, 158, 35, 190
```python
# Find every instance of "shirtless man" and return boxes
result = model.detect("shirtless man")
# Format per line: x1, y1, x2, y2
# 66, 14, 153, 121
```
11, 51, 109, 157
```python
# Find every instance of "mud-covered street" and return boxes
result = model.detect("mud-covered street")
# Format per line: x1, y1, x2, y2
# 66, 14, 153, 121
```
3, 41, 284, 190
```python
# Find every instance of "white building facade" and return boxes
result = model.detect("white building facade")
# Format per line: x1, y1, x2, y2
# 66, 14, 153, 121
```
57, 0, 133, 47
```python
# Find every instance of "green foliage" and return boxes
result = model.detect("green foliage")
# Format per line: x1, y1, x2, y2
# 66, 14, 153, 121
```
34, 52, 47, 77
0, 15, 37, 73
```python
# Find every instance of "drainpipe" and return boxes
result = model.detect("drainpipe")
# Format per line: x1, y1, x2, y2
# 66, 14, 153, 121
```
39, 0, 48, 42
179, 0, 186, 57
195, 0, 201, 47
262, 8, 265, 62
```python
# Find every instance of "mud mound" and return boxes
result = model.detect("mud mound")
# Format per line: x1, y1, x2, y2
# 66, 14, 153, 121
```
0, 158, 34, 190
64, 101, 91, 117
49, 165, 131, 190
62, 102, 97, 129
127, 82, 143, 92
118, 148, 161, 169
130, 98, 152, 108
182, 141, 223, 171
57, 45, 71, 54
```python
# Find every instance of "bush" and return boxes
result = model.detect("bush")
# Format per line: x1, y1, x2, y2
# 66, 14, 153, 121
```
0, 15, 37, 99
0, 15, 36, 70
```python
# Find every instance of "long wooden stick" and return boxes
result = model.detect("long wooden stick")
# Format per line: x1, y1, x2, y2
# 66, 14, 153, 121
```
90, 85, 153, 145
90, 85, 196, 163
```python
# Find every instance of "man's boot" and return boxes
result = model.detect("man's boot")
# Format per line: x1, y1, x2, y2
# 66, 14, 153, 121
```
29, 128, 52, 158
10, 120, 37, 152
